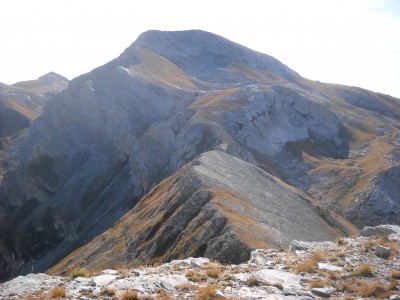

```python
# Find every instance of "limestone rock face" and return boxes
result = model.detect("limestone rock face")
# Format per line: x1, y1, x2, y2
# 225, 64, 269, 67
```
0, 30, 399, 281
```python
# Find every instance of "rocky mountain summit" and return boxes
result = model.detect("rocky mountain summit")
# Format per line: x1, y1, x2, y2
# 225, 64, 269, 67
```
0, 30, 399, 281
1, 225, 399, 299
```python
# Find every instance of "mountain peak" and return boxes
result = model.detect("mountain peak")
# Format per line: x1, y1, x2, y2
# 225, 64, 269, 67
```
39, 72, 69, 83
118, 29, 298, 84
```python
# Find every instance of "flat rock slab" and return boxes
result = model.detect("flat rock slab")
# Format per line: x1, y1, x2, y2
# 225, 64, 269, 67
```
318, 262, 343, 272
0, 273, 63, 296
311, 287, 333, 297
254, 269, 302, 289
92, 274, 119, 286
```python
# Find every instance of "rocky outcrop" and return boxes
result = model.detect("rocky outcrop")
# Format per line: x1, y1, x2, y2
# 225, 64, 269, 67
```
1, 225, 399, 299
0, 30, 399, 281
48, 151, 357, 275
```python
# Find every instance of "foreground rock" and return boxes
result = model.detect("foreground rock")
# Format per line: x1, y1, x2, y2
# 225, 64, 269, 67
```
49, 151, 357, 275
1, 226, 399, 299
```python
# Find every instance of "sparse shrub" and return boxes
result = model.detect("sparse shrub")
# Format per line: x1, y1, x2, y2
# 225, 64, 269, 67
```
186, 269, 204, 282
335, 280, 356, 293
122, 290, 139, 300
356, 280, 388, 298
336, 251, 347, 258
50, 287, 66, 298
308, 280, 326, 289
177, 283, 197, 291
246, 277, 264, 287
157, 295, 172, 300
196, 285, 217, 300
391, 270, 400, 279
265, 281, 284, 290
71, 268, 88, 278
206, 267, 221, 278
294, 251, 325, 273
325, 271, 340, 281
336, 237, 347, 245
388, 280, 398, 290
100, 287, 116, 296
295, 260, 316, 273
352, 264, 374, 277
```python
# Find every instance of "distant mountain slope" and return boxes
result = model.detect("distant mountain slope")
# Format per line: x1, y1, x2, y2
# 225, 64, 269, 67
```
0, 72, 68, 141
49, 151, 357, 275
0, 30, 398, 281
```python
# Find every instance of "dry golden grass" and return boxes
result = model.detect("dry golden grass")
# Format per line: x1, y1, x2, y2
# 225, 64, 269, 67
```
391, 270, 400, 279
335, 251, 347, 258
388, 280, 398, 290
246, 277, 264, 287
325, 271, 340, 281
352, 264, 374, 277
308, 280, 327, 289
185, 269, 205, 282
356, 280, 389, 298
195, 284, 218, 300
100, 287, 116, 296
205, 267, 221, 279
336, 237, 347, 245
177, 283, 198, 291
157, 294, 172, 300
121, 290, 139, 300
49, 287, 66, 298
204, 262, 223, 279
294, 251, 325, 273
265, 281, 284, 290
335, 280, 357, 293
70, 268, 89, 279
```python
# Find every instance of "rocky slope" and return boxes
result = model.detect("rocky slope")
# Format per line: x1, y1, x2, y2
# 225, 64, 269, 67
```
48, 151, 357, 275
0, 30, 399, 281
1, 225, 399, 299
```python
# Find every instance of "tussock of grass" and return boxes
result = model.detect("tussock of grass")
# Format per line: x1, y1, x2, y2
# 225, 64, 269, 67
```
100, 287, 115, 296
121, 290, 139, 300
177, 283, 198, 291
246, 277, 264, 287
205, 268, 221, 278
391, 270, 400, 279
265, 281, 284, 290
356, 280, 389, 298
335, 280, 357, 293
50, 287, 66, 298
308, 280, 326, 289
294, 251, 326, 273
70, 268, 89, 279
186, 269, 204, 282
352, 264, 374, 277
157, 294, 172, 300
196, 285, 218, 300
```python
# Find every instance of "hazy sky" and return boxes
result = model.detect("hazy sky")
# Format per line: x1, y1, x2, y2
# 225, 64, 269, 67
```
1, 0, 400, 98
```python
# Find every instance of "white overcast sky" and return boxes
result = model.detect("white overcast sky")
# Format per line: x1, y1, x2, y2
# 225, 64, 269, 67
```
1, 0, 400, 98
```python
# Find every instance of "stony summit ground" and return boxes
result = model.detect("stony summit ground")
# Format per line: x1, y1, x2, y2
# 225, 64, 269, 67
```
1, 225, 400, 300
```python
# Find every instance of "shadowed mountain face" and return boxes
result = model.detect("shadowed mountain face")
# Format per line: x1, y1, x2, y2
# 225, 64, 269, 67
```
0, 30, 399, 281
